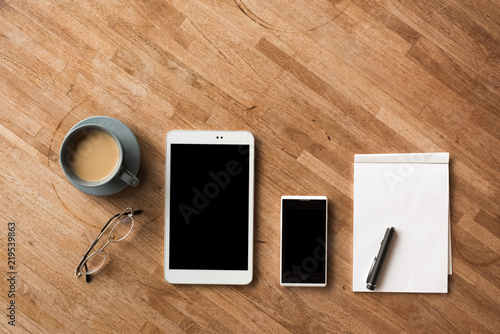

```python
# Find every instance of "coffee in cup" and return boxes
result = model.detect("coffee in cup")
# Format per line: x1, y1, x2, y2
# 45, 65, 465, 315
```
60, 123, 139, 190
69, 129, 120, 182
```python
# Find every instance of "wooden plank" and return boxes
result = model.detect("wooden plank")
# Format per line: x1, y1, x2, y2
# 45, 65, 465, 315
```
375, 0, 500, 86
407, 37, 499, 115
353, 0, 421, 44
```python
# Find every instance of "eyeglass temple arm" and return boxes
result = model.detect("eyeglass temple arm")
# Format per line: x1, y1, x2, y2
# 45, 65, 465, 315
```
85, 263, 91, 282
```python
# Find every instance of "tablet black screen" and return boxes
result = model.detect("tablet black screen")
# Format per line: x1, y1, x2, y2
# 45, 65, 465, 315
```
169, 144, 250, 270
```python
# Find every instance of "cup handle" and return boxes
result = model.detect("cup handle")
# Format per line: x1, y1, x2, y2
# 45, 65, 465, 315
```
118, 167, 139, 187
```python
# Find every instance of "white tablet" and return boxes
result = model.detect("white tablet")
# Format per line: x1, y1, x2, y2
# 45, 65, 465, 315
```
164, 130, 254, 284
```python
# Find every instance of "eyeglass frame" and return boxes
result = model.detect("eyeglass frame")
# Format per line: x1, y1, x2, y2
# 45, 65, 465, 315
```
75, 207, 142, 281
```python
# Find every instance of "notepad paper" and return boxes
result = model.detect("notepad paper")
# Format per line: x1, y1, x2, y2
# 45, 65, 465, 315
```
353, 153, 450, 293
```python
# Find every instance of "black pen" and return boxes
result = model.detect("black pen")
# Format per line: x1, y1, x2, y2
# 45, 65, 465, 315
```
366, 227, 395, 291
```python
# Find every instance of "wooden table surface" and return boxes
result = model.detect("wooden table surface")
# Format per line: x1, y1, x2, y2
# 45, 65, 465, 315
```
1, 0, 499, 333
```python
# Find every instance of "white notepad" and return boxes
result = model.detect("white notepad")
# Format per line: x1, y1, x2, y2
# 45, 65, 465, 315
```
353, 153, 451, 293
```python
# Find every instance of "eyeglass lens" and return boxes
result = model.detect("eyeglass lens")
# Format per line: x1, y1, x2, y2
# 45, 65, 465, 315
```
110, 215, 134, 242
83, 251, 106, 274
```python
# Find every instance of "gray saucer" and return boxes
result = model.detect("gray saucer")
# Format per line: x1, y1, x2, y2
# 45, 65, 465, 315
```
64, 116, 141, 196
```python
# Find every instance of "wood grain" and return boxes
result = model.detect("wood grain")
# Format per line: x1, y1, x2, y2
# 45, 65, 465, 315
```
0, 0, 499, 333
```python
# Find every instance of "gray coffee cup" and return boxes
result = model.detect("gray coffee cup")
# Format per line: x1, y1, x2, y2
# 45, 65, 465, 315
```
60, 123, 139, 189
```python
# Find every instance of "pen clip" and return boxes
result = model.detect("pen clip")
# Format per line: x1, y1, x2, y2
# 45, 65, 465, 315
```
366, 257, 377, 283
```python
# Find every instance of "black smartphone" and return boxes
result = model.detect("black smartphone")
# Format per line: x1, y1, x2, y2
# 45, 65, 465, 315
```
280, 196, 328, 287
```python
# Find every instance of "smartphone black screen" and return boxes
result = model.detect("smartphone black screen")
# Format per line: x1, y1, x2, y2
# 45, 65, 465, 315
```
281, 198, 327, 284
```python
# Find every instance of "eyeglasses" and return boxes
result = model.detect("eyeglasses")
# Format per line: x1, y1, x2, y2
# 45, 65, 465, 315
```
75, 207, 142, 281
